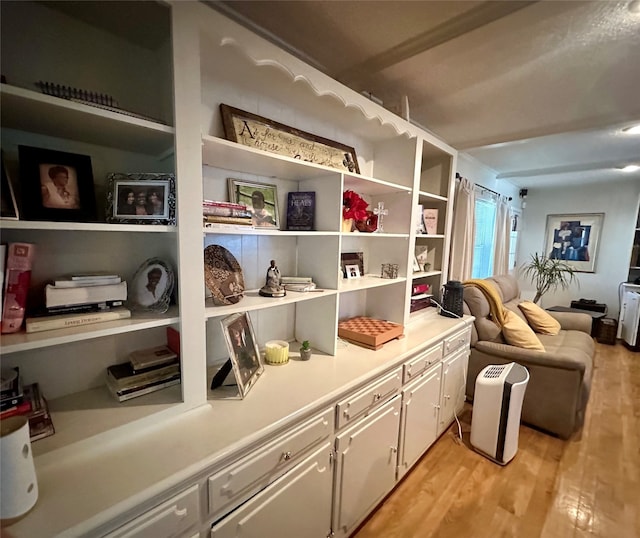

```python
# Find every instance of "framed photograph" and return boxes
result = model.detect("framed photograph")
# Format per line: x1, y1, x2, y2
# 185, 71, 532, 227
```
345, 264, 361, 279
341, 251, 364, 278
129, 257, 175, 313
544, 213, 604, 273
413, 257, 421, 272
228, 178, 279, 229
221, 312, 264, 398
18, 145, 96, 222
220, 104, 360, 174
106, 173, 176, 225
1, 151, 19, 220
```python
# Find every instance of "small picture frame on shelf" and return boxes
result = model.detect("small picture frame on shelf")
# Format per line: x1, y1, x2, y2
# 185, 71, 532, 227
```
341, 251, 364, 278
1, 151, 19, 220
129, 257, 174, 313
18, 145, 96, 222
220, 312, 264, 399
413, 257, 421, 272
345, 264, 361, 279
228, 178, 279, 229
106, 173, 176, 225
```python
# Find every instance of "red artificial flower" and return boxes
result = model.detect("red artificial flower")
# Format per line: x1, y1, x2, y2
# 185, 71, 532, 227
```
342, 190, 369, 220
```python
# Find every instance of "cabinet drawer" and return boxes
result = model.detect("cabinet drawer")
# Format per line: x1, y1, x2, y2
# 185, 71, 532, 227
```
208, 407, 333, 520
443, 327, 471, 355
336, 367, 402, 430
403, 345, 443, 383
104, 485, 199, 538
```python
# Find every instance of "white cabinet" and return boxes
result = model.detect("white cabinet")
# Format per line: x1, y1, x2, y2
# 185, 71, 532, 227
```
210, 442, 333, 538
398, 362, 443, 479
105, 485, 200, 538
332, 395, 401, 537
438, 347, 470, 435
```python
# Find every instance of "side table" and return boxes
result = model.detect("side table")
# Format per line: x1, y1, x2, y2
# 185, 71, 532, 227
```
546, 305, 607, 337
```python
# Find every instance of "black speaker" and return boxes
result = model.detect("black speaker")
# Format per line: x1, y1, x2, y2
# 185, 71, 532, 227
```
440, 280, 464, 318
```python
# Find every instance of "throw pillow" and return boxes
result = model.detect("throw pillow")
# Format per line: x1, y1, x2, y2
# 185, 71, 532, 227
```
518, 301, 561, 335
502, 310, 545, 351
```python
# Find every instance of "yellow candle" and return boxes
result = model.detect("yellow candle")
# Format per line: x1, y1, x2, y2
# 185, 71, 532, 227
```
264, 340, 290, 365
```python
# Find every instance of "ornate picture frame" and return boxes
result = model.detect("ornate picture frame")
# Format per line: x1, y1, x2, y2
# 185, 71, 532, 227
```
220, 312, 264, 398
129, 257, 174, 313
220, 104, 360, 174
544, 213, 604, 273
228, 178, 280, 229
18, 145, 96, 222
106, 173, 176, 225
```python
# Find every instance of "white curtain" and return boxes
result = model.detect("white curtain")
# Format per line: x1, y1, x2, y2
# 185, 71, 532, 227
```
449, 176, 476, 281
493, 196, 512, 275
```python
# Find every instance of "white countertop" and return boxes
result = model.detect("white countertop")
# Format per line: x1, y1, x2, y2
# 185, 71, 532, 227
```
7, 314, 472, 537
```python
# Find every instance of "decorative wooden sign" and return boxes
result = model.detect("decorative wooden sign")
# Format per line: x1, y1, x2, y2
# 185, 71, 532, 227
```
220, 104, 360, 174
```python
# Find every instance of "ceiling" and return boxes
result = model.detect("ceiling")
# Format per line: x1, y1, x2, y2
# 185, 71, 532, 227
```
210, 0, 640, 189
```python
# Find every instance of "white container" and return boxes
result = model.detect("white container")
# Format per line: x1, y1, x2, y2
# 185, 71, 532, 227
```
264, 340, 290, 365
1, 416, 39, 523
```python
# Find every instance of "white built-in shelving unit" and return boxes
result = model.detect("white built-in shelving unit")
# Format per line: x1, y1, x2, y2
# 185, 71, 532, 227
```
0, 0, 456, 461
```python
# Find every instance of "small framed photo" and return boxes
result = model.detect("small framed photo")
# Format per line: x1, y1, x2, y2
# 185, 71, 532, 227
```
129, 257, 175, 313
345, 264, 361, 279
1, 151, 19, 220
18, 145, 96, 222
413, 257, 421, 272
228, 178, 279, 229
221, 312, 264, 398
106, 173, 176, 225
341, 251, 364, 278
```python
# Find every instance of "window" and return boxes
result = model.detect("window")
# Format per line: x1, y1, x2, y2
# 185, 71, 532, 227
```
472, 197, 497, 279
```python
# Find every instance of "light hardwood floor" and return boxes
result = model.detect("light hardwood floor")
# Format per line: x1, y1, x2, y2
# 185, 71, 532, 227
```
353, 342, 639, 538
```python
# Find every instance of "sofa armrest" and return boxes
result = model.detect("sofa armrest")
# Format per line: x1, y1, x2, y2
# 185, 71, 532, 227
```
474, 340, 586, 373
546, 311, 592, 334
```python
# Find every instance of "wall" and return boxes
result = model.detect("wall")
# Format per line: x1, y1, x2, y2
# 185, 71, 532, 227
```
517, 179, 640, 319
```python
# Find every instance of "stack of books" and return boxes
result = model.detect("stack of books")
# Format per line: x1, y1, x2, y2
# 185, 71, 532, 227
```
1, 368, 55, 442
280, 276, 317, 292
202, 200, 253, 228
410, 283, 433, 313
25, 273, 130, 333
105, 344, 181, 402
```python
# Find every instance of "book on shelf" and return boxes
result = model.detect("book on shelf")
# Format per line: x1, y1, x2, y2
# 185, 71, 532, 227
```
44, 300, 125, 315
283, 282, 317, 292
0, 398, 32, 419
129, 344, 178, 373
1, 366, 24, 411
422, 208, 439, 234
167, 327, 181, 357
69, 272, 120, 281
202, 205, 252, 218
1, 242, 35, 334
22, 383, 55, 442
204, 222, 255, 231
106, 360, 181, 391
106, 373, 181, 402
203, 215, 253, 225
280, 276, 314, 284
52, 275, 122, 288
0, 244, 6, 320
202, 200, 247, 210
286, 191, 315, 231
25, 306, 132, 334
45, 281, 127, 308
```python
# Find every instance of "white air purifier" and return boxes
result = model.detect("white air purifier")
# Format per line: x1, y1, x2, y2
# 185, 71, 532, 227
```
470, 362, 529, 465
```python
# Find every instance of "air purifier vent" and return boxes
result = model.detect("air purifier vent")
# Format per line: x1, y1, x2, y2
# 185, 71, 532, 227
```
483, 365, 507, 378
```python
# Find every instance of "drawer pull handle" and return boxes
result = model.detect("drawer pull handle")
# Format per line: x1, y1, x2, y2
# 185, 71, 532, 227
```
282, 451, 292, 461
173, 506, 188, 518
373, 393, 381, 401
432, 404, 441, 410
390, 446, 397, 454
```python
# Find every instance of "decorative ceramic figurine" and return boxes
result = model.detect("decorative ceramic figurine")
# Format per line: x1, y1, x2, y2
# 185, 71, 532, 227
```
259, 260, 286, 298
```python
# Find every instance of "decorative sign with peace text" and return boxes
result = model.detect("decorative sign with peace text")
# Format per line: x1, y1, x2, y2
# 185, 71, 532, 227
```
220, 104, 360, 174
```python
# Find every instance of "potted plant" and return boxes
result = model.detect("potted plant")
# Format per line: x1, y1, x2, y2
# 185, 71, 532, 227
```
299, 340, 312, 361
521, 252, 578, 304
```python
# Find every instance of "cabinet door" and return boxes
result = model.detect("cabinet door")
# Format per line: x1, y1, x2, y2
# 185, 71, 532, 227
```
210, 442, 333, 538
333, 395, 401, 537
398, 363, 442, 478
438, 348, 469, 435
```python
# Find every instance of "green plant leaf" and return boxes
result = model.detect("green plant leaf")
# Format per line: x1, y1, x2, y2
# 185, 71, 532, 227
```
519, 252, 578, 304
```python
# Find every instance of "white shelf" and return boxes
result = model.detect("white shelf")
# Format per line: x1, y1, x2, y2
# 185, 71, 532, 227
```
344, 174, 412, 196
32, 384, 183, 458
1, 220, 175, 233
418, 191, 448, 202
338, 275, 407, 292
411, 270, 443, 279
203, 226, 339, 237
415, 234, 445, 240
0, 84, 174, 156
341, 231, 410, 238
0, 307, 180, 354
204, 289, 338, 319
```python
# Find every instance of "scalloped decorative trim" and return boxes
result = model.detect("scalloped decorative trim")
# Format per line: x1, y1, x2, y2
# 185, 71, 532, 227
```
219, 37, 416, 139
